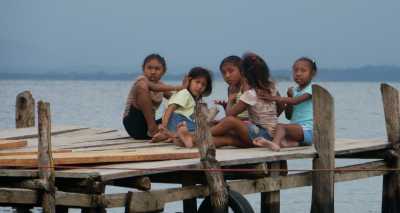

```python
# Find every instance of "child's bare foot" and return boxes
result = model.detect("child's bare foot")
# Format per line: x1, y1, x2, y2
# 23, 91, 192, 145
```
151, 126, 175, 143
177, 122, 195, 148
151, 131, 169, 143
253, 137, 280, 151
172, 137, 185, 147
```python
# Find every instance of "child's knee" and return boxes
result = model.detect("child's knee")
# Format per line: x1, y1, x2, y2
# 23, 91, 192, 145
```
224, 116, 239, 123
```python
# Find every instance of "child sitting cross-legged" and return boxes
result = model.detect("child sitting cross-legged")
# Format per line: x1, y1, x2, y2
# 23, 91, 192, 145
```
152, 67, 213, 148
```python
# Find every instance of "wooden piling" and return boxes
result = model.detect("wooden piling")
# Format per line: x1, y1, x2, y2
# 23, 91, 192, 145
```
38, 101, 56, 213
380, 83, 400, 213
311, 84, 335, 213
194, 102, 228, 213
261, 161, 285, 213
16, 91, 35, 128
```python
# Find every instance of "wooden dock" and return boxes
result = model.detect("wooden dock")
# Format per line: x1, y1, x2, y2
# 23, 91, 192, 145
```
0, 83, 399, 213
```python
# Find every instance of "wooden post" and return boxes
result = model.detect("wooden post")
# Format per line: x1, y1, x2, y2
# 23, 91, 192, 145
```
310, 84, 335, 213
15, 92, 35, 213
380, 83, 400, 213
16, 91, 35, 128
261, 161, 284, 213
194, 102, 228, 213
38, 101, 56, 213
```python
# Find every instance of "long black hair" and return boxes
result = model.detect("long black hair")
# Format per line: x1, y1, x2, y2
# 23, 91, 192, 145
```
187, 67, 213, 97
241, 52, 274, 94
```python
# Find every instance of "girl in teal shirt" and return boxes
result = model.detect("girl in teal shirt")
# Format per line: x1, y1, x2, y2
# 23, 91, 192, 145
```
253, 57, 317, 148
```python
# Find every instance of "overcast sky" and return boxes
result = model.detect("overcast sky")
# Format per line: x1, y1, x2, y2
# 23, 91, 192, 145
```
1, 0, 399, 73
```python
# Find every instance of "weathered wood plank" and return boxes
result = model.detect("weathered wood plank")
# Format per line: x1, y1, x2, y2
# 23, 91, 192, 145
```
0, 126, 87, 140
311, 84, 335, 213
0, 147, 200, 167
108, 160, 388, 211
0, 140, 27, 150
381, 83, 400, 213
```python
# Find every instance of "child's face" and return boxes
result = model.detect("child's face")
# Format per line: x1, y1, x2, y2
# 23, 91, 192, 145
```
143, 59, 165, 82
221, 63, 241, 86
189, 77, 207, 97
292, 60, 314, 87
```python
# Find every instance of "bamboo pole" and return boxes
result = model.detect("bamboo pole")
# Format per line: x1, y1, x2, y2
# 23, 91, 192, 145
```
38, 101, 56, 213
310, 84, 335, 213
194, 102, 228, 213
16, 91, 35, 128
380, 83, 400, 213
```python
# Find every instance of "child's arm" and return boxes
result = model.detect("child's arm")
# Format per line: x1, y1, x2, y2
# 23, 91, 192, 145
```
161, 104, 178, 128
147, 80, 185, 92
285, 87, 294, 119
226, 94, 248, 116
275, 91, 286, 116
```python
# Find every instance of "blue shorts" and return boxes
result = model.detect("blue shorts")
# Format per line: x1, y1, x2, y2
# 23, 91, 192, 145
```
167, 113, 196, 133
300, 126, 313, 146
246, 122, 272, 142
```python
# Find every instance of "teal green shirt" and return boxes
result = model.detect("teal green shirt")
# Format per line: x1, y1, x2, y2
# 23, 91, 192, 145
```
290, 83, 313, 130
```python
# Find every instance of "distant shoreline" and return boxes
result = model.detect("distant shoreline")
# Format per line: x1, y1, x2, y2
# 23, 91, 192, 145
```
1, 65, 399, 82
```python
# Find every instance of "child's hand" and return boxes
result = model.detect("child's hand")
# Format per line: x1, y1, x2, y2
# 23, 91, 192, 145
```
228, 93, 238, 102
214, 100, 227, 109
287, 87, 294, 97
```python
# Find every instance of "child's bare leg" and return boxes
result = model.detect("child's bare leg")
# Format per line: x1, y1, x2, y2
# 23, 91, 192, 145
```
212, 135, 244, 148
252, 137, 280, 151
279, 124, 304, 147
135, 81, 158, 136
272, 124, 286, 145
177, 122, 195, 148
210, 116, 251, 144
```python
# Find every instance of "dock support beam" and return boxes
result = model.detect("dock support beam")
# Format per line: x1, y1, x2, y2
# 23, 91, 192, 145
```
16, 91, 35, 128
261, 160, 286, 213
381, 83, 400, 213
311, 85, 335, 213
195, 103, 228, 213
38, 101, 56, 213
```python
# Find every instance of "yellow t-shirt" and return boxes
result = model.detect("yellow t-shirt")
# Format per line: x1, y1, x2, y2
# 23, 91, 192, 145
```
168, 89, 196, 119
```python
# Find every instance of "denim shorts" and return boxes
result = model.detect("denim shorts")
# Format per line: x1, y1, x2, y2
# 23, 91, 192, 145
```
246, 122, 272, 142
300, 126, 313, 146
167, 113, 196, 133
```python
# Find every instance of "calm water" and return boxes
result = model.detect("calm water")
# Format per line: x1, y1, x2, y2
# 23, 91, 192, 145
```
1, 80, 399, 213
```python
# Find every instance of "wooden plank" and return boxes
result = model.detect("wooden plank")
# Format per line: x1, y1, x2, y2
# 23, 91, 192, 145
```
311, 84, 335, 213
381, 83, 400, 213
0, 140, 27, 149
108, 160, 388, 211
0, 125, 87, 140
0, 149, 71, 157
0, 188, 94, 207
0, 148, 200, 167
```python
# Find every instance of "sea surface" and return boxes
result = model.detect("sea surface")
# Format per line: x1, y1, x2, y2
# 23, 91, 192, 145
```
1, 80, 399, 213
